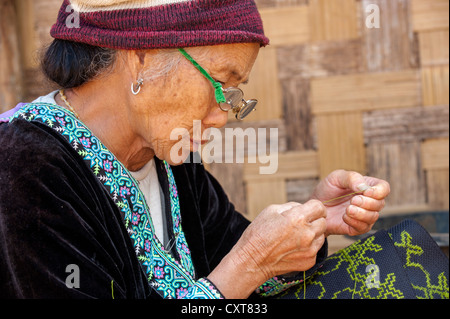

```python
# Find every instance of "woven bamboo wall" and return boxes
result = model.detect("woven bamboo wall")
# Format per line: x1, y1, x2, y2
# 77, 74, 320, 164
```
0, 0, 61, 106
206, 0, 449, 253
0, 1, 449, 252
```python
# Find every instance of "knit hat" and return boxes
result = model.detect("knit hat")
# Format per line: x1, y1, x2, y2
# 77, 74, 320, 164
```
50, 0, 269, 50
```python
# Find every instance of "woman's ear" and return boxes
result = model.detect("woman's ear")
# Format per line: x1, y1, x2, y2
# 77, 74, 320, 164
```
135, 50, 147, 67
123, 50, 147, 82
127, 50, 164, 81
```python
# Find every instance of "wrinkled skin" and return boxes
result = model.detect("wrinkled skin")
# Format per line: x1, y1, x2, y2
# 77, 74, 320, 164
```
55, 43, 390, 299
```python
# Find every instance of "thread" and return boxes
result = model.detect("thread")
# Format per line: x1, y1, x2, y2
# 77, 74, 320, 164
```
111, 280, 115, 299
300, 190, 366, 299
322, 190, 365, 204
303, 271, 306, 299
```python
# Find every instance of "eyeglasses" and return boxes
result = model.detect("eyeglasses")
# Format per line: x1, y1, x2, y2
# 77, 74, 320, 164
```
178, 48, 258, 121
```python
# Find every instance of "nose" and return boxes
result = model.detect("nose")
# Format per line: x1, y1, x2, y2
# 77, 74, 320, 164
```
202, 104, 229, 129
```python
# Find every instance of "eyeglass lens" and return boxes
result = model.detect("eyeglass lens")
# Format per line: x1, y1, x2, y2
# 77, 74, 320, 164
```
221, 88, 243, 110
220, 88, 257, 120
237, 100, 258, 120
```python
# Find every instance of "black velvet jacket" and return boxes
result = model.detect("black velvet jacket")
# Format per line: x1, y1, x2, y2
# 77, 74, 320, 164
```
0, 119, 326, 299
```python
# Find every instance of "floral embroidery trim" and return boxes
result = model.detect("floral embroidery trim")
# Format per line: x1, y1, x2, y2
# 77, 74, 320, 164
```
10, 103, 223, 299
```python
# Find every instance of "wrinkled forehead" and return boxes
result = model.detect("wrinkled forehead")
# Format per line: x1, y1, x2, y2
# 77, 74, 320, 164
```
187, 43, 260, 82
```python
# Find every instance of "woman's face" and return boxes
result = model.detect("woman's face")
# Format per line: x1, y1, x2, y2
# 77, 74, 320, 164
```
130, 43, 260, 166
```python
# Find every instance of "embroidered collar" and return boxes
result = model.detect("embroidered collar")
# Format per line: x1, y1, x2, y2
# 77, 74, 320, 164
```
9, 103, 213, 299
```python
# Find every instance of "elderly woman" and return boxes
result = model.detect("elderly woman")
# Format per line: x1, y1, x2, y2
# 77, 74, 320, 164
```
0, 0, 448, 299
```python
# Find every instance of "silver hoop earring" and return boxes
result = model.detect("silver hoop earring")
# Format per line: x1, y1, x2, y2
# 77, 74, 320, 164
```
131, 79, 144, 95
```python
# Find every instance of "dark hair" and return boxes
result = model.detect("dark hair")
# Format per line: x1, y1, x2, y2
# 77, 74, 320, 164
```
41, 39, 117, 89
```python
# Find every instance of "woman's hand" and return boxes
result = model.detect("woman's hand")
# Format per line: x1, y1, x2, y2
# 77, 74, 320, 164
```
311, 170, 390, 237
209, 200, 327, 298
208, 170, 389, 299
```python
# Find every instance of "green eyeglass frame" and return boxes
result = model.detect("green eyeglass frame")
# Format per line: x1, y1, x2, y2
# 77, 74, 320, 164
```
178, 48, 257, 121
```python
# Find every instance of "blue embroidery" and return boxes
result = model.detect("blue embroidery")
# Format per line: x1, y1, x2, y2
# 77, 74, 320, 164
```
10, 103, 223, 299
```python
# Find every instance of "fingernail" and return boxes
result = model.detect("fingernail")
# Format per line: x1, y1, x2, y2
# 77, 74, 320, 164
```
357, 183, 370, 192
352, 196, 363, 206
348, 205, 359, 217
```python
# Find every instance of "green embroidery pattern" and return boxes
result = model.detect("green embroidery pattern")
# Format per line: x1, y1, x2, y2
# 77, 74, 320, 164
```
393, 231, 449, 299
300, 236, 403, 299
278, 223, 449, 300
9, 103, 224, 299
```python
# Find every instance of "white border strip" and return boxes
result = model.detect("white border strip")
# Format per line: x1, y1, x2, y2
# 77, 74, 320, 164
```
70, 0, 193, 12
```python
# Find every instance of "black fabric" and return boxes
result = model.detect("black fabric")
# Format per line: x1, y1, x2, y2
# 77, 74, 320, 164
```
0, 120, 151, 299
4, 118, 443, 300
169, 159, 251, 277
279, 220, 449, 299
389, 220, 449, 298
0, 119, 281, 299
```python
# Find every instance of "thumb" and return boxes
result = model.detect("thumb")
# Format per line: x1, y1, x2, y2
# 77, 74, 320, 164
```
333, 170, 371, 193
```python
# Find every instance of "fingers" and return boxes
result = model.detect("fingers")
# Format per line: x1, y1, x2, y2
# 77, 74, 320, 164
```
346, 190, 386, 233
274, 202, 301, 215
330, 170, 368, 193
351, 195, 385, 212
281, 200, 327, 249
330, 170, 391, 200
346, 204, 379, 225
282, 200, 327, 223
344, 201, 380, 236
362, 179, 391, 200
249, 201, 328, 276
343, 211, 379, 236
342, 175, 388, 236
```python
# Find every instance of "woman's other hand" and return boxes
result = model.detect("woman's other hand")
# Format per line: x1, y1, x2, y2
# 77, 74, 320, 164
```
311, 170, 391, 237
209, 200, 327, 298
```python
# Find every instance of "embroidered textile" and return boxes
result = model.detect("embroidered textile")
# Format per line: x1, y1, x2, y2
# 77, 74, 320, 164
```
278, 220, 449, 299
2, 103, 448, 300
8, 103, 222, 299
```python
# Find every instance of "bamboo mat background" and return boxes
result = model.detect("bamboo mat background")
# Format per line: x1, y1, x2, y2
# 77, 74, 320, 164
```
1, 0, 448, 253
